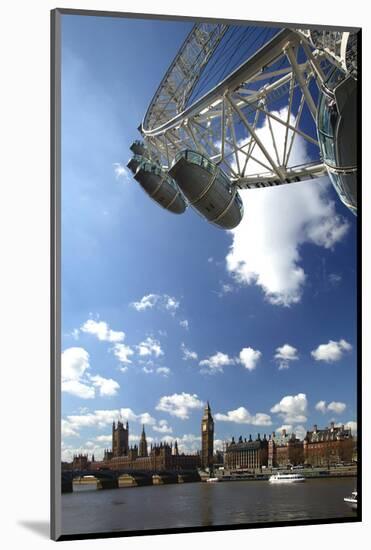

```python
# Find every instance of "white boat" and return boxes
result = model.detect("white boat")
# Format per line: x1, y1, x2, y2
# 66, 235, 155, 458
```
206, 477, 220, 483
269, 473, 305, 483
344, 491, 357, 510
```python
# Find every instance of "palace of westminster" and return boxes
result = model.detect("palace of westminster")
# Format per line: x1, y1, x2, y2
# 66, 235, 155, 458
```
68, 402, 355, 472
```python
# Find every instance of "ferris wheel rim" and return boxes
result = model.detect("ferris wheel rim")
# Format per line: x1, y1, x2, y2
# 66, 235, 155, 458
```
141, 27, 297, 137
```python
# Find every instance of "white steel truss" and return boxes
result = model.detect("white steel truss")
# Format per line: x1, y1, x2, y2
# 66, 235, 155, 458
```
141, 27, 357, 190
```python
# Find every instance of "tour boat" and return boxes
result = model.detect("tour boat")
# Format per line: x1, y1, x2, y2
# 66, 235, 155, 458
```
344, 491, 357, 511
269, 473, 306, 483
206, 477, 220, 483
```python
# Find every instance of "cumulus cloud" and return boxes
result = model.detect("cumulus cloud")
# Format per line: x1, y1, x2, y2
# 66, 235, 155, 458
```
65, 408, 156, 432
137, 337, 164, 358
112, 343, 134, 364
153, 420, 173, 434
156, 392, 203, 419
274, 343, 299, 370
131, 294, 180, 315
62, 347, 95, 399
199, 351, 235, 374
238, 347, 261, 371
225, 108, 349, 307
181, 343, 198, 361
164, 295, 180, 314
311, 339, 352, 362
62, 347, 90, 382
215, 406, 272, 426
90, 375, 120, 397
62, 380, 95, 399
315, 400, 346, 414
315, 400, 327, 413
80, 319, 125, 342
179, 319, 189, 330
131, 294, 159, 311
270, 393, 308, 423
276, 424, 307, 440
62, 419, 79, 438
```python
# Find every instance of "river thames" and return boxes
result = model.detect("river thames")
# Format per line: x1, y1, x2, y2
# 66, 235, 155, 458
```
61, 477, 357, 535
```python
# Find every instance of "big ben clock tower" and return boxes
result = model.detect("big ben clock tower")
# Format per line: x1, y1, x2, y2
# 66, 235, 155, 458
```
201, 401, 214, 470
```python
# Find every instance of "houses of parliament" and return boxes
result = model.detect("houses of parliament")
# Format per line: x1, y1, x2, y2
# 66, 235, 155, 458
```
72, 402, 215, 472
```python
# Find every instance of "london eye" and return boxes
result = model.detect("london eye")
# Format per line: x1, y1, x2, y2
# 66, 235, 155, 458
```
127, 24, 358, 229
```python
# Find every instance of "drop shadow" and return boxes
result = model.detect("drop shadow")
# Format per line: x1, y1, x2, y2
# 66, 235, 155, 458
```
17, 520, 50, 539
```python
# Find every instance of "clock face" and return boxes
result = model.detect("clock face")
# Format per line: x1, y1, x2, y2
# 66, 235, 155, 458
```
202, 423, 207, 432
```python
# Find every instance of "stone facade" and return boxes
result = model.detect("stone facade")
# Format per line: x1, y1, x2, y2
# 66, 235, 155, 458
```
303, 423, 353, 467
268, 429, 304, 468
225, 434, 269, 470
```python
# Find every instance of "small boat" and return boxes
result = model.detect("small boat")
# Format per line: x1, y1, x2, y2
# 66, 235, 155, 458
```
344, 491, 357, 511
206, 477, 220, 483
269, 473, 305, 484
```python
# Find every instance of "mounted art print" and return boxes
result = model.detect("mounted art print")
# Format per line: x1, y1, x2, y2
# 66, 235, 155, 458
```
51, 8, 361, 541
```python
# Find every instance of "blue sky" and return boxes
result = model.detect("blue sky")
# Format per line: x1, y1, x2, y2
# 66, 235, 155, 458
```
60, 15, 357, 461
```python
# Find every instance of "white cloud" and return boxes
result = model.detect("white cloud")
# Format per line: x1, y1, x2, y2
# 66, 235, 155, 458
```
238, 347, 261, 371
156, 367, 171, 377
315, 400, 327, 413
112, 343, 134, 364
131, 294, 180, 315
199, 351, 235, 374
179, 319, 189, 330
316, 400, 347, 414
153, 420, 173, 434
164, 295, 179, 314
62, 346, 120, 399
274, 344, 299, 370
276, 424, 307, 440
80, 319, 124, 342
225, 108, 349, 307
62, 347, 95, 399
90, 375, 120, 397
181, 343, 198, 361
311, 339, 352, 362
328, 401, 347, 414
156, 392, 203, 419
114, 162, 130, 181
62, 380, 95, 399
65, 408, 156, 432
270, 393, 308, 423
62, 419, 79, 438
131, 294, 159, 311
215, 406, 272, 426
62, 347, 90, 382
137, 337, 164, 358
119, 366, 129, 373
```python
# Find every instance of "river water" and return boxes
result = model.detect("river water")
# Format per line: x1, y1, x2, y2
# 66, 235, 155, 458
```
61, 477, 357, 536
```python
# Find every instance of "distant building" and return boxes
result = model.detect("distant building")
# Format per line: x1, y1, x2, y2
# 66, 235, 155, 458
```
72, 453, 89, 470
303, 423, 353, 466
90, 423, 201, 472
225, 434, 268, 470
268, 429, 304, 468
201, 401, 214, 469
112, 419, 129, 457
